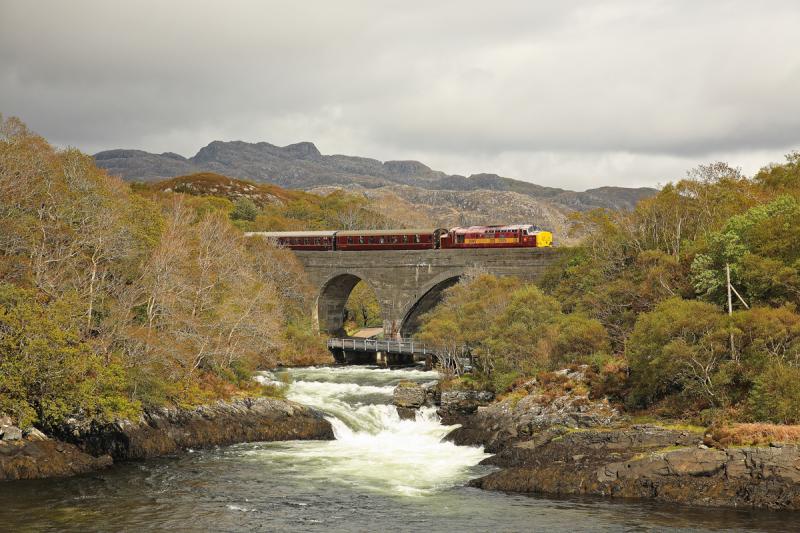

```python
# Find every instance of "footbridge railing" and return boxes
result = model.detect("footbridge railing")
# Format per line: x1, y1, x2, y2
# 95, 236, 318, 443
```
326, 337, 468, 357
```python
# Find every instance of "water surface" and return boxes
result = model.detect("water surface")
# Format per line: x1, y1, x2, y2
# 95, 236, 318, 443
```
1, 366, 798, 532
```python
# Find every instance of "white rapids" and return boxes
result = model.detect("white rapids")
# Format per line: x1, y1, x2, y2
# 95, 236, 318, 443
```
251, 366, 491, 497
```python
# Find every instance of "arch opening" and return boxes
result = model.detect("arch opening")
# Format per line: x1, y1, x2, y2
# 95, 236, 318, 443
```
343, 280, 382, 335
317, 274, 380, 336
399, 275, 461, 338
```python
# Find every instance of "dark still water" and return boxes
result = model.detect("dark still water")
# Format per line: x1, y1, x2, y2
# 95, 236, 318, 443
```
1, 366, 798, 532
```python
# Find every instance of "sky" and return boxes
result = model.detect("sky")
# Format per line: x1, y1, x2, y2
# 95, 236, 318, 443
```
1, 1, 799, 191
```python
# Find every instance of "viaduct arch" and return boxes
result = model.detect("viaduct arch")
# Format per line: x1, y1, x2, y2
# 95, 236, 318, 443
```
290, 248, 561, 339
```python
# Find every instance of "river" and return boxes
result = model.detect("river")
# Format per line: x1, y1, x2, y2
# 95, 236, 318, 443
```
0, 366, 795, 532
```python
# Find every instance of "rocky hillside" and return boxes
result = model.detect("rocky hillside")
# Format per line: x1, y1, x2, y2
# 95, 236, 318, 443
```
149, 172, 304, 206
94, 140, 656, 211
311, 185, 579, 244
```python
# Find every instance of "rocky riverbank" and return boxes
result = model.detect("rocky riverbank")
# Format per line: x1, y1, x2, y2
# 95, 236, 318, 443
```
393, 368, 800, 510
0, 397, 333, 481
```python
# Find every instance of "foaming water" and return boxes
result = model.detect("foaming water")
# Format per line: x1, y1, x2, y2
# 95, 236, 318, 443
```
252, 366, 490, 496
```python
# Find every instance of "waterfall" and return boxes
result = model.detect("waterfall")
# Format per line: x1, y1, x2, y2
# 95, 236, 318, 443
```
255, 366, 491, 496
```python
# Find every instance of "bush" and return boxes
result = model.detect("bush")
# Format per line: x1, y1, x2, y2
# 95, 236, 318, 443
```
0, 284, 139, 429
748, 362, 800, 423
230, 197, 260, 221
585, 354, 629, 402
552, 313, 610, 367
627, 298, 727, 408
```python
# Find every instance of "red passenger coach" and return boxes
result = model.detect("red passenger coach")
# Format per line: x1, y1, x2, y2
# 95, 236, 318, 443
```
244, 231, 336, 251
335, 229, 445, 251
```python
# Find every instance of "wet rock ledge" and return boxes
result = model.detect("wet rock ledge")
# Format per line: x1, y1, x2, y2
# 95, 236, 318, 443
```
469, 424, 800, 510
1, 397, 333, 481
430, 367, 800, 510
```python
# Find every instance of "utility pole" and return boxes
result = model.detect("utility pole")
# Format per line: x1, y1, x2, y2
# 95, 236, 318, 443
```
727, 263, 735, 362
726, 263, 750, 363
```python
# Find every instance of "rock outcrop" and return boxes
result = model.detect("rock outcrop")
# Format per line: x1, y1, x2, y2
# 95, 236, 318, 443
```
446, 378, 616, 452
0, 437, 112, 481
471, 425, 800, 510
57, 397, 334, 460
437, 390, 495, 426
451, 368, 800, 510
1, 397, 333, 481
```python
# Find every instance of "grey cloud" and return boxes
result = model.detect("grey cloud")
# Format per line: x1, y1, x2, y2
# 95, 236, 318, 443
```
1, 0, 799, 189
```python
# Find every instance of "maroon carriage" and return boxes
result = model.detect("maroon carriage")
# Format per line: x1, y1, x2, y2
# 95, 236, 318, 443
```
334, 229, 446, 251
244, 231, 336, 251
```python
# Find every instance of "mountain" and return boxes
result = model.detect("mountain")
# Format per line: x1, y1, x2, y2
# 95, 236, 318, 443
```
144, 173, 582, 245
94, 140, 656, 211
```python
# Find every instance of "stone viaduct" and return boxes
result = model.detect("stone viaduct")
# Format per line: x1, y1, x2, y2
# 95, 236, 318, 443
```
290, 248, 561, 338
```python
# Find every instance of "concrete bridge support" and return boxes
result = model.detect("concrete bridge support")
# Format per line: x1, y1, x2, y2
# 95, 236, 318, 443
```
291, 248, 560, 339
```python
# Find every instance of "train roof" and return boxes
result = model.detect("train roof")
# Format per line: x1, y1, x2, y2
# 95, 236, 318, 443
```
449, 224, 543, 234
244, 231, 337, 238
335, 228, 444, 237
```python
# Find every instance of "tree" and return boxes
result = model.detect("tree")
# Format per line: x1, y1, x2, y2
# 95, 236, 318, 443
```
627, 298, 728, 408
345, 281, 382, 329
748, 362, 800, 424
0, 284, 137, 429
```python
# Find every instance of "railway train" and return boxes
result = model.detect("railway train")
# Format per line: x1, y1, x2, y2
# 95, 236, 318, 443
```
245, 224, 553, 251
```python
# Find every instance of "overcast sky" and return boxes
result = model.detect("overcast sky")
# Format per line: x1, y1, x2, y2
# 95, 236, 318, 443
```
2, 1, 799, 190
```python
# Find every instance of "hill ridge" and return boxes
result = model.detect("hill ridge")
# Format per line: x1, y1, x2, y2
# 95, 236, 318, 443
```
94, 139, 657, 211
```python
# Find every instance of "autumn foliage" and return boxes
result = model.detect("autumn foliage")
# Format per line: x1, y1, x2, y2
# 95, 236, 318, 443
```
419, 152, 800, 425
0, 116, 330, 429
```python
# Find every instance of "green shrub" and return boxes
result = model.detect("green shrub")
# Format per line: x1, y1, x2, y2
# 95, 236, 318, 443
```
748, 362, 800, 423
0, 284, 139, 429
627, 298, 727, 408
230, 197, 260, 221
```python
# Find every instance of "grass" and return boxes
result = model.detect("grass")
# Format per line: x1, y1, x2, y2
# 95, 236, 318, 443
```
708, 423, 800, 447
628, 415, 706, 434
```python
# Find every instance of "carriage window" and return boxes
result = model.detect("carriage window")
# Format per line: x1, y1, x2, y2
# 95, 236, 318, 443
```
359, 236, 365, 244
456, 234, 465, 244
379, 237, 385, 244
414, 234, 420, 243
402, 235, 408, 243
347, 237, 353, 244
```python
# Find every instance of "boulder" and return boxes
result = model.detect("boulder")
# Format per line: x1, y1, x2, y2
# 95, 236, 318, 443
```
0, 439, 112, 481
438, 389, 495, 427
0, 425, 23, 441
25, 428, 48, 441
393, 381, 427, 409
396, 407, 417, 421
